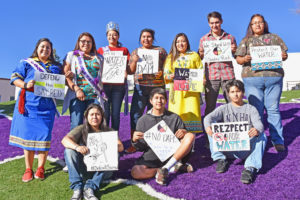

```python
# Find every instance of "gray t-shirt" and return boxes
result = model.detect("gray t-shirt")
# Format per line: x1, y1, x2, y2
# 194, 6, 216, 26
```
204, 103, 264, 133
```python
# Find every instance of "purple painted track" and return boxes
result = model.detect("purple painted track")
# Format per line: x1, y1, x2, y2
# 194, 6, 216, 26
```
1, 103, 300, 199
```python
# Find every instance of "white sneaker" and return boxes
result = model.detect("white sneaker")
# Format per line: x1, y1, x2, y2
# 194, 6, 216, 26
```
63, 165, 68, 173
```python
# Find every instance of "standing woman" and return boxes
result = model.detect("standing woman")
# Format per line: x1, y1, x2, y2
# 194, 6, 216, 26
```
164, 33, 204, 133
126, 28, 168, 153
235, 14, 288, 152
9, 38, 62, 182
97, 22, 130, 132
62, 32, 104, 130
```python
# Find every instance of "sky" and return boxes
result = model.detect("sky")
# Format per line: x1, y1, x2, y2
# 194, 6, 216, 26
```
0, 0, 299, 78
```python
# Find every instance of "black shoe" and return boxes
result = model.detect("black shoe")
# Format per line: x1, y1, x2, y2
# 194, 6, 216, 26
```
216, 159, 228, 173
241, 167, 257, 184
155, 168, 169, 186
71, 189, 82, 200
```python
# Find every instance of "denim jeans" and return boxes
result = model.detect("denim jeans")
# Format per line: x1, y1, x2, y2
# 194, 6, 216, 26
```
64, 148, 113, 190
103, 84, 125, 131
69, 98, 99, 130
208, 133, 267, 170
130, 85, 165, 130
243, 77, 284, 145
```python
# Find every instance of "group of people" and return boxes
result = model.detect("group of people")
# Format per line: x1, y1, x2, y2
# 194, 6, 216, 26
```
8, 11, 288, 200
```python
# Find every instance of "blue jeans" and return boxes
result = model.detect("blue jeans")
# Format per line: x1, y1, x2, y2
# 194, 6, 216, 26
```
69, 98, 99, 130
130, 85, 165, 130
103, 84, 125, 131
208, 133, 267, 170
64, 148, 113, 190
243, 77, 284, 145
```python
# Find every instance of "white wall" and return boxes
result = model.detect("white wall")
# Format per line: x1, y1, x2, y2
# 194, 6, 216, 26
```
0, 79, 15, 102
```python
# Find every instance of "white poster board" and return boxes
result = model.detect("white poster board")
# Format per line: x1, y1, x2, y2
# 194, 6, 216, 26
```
34, 71, 65, 100
143, 120, 181, 162
203, 39, 232, 62
212, 121, 250, 152
102, 55, 127, 83
250, 45, 282, 63
103, 51, 123, 56
84, 131, 118, 171
136, 49, 159, 74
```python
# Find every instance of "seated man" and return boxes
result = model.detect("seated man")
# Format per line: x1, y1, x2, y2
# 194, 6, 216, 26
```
204, 80, 267, 184
61, 103, 124, 200
131, 88, 195, 186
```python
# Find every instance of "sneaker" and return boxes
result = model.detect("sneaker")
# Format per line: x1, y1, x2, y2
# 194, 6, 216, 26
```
173, 162, 194, 173
241, 167, 257, 184
34, 166, 45, 180
125, 145, 136, 154
71, 189, 83, 200
63, 165, 68, 173
22, 168, 33, 182
216, 159, 228, 173
274, 144, 286, 152
155, 168, 169, 186
83, 188, 98, 200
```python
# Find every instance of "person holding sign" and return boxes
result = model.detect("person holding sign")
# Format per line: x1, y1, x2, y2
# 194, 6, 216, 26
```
235, 14, 288, 152
63, 32, 104, 130
9, 38, 62, 182
164, 33, 204, 133
198, 11, 237, 116
204, 80, 267, 184
126, 28, 168, 153
62, 103, 124, 200
131, 88, 195, 186
97, 21, 130, 132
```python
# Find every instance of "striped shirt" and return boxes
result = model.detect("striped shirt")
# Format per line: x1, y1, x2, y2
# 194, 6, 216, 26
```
199, 30, 236, 80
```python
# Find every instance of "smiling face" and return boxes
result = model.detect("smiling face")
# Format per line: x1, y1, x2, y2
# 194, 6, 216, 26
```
107, 30, 119, 47
228, 86, 244, 106
140, 31, 153, 49
251, 16, 265, 36
79, 35, 93, 54
150, 93, 166, 112
87, 108, 102, 131
37, 41, 51, 62
208, 17, 222, 36
176, 36, 188, 54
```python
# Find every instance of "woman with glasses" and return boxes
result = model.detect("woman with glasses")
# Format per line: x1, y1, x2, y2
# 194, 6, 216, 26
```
235, 14, 288, 152
63, 32, 104, 130
97, 22, 130, 132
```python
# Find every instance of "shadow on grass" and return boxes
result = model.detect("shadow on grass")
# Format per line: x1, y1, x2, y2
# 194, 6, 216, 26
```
96, 182, 129, 198
44, 162, 63, 179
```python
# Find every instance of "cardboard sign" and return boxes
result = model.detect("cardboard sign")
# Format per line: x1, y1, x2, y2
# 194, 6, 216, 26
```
250, 45, 282, 70
143, 120, 181, 162
212, 122, 250, 151
84, 131, 118, 171
203, 39, 232, 62
34, 71, 65, 100
173, 68, 203, 92
136, 49, 159, 74
102, 55, 127, 83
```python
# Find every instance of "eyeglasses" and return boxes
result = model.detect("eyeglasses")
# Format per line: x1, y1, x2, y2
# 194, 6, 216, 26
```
251, 22, 264, 26
80, 40, 92, 45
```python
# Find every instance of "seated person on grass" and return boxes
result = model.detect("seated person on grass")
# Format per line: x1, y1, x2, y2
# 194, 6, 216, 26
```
61, 103, 124, 200
204, 80, 267, 184
131, 88, 195, 186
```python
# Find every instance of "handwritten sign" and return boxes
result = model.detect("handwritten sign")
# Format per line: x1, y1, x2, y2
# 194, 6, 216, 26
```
212, 122, 250, 152
84, 131, 118, 171
250, 45, 282, 70
203, 39, 232, 62
136, 49, 159, 74
102, 55, 127, 83
143, 120, 181, 162
173, 68, 203, 92
34, 71, 65, 100
103, 51, 123, 56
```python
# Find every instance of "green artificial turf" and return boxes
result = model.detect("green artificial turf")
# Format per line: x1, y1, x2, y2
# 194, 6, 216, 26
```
0, 158, 157, 200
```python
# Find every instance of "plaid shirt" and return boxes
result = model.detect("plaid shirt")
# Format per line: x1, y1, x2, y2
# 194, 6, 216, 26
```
199, 30, 237, 80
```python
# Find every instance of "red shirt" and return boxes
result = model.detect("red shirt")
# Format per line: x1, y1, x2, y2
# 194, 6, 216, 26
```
199, 30, 236, 81
97, 46, 130, 62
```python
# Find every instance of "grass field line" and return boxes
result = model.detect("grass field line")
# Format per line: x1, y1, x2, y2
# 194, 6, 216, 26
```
0, 155, 182, 200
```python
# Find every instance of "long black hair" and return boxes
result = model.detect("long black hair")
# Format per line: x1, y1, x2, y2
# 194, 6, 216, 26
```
168, 33, 191, 66
245, 14, 270, 38
30, 38, 57, 64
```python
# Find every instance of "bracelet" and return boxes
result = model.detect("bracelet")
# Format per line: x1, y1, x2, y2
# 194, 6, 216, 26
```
75, 146, 79, 151
24, 83, 27, 89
